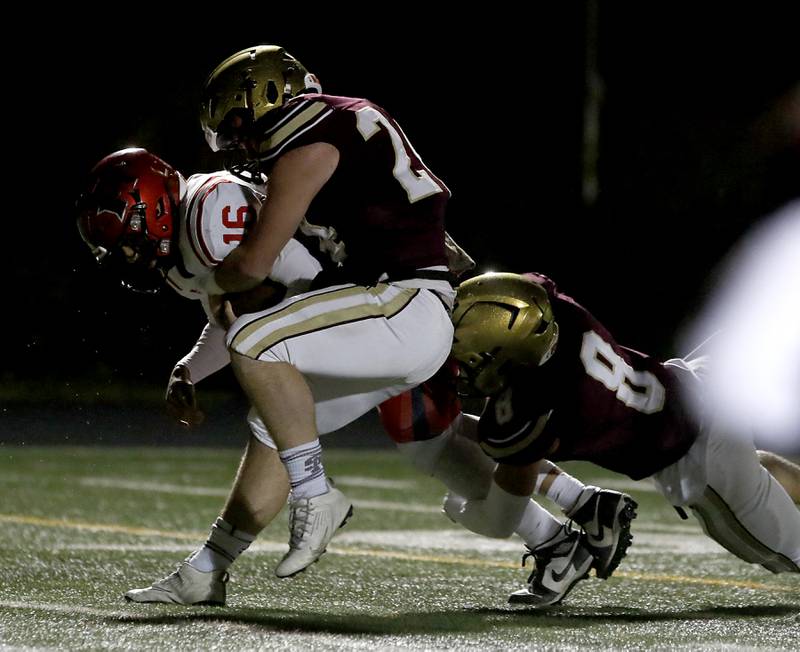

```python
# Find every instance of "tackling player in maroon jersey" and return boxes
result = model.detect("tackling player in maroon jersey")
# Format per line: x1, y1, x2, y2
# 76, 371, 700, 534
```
197, 46, 457, 583
447, 272, 800, 606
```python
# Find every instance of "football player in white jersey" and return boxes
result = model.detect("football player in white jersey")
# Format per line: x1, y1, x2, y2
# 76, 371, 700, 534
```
78, 148, 334, 604
77, 147, 324, 424
191, 45, 641, 598
163, 165, 324, 427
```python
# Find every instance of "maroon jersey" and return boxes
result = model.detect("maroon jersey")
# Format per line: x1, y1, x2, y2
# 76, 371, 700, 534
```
477, 274, 698, 479
249, 94, 449, 279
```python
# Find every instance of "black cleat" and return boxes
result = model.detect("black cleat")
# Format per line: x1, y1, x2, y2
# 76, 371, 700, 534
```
567, 487, 638, 579
508, 527, 594, 607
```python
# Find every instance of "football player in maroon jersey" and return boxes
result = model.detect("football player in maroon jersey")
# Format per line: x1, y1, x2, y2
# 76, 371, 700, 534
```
197, 45, 458, 581
123, 45, 457, 602
446, 272, 800, 607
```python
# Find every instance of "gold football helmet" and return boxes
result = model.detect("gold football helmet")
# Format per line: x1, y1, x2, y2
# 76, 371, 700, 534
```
451, 273, 559, 396
199, 45, 321, 151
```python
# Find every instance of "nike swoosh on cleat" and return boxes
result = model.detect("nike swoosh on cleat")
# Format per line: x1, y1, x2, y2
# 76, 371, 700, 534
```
549, 562, 576, 585
586, 528, 615, 548
545, 550, 580, 588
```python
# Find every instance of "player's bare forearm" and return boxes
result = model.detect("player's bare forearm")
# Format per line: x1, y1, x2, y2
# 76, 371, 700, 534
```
214, 247, 264, 293
215, 142, 339, 293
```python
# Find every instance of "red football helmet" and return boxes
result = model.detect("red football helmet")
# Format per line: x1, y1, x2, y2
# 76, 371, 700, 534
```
77, 148, 182, 292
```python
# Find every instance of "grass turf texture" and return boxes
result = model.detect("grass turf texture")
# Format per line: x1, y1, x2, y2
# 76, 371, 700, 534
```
1, 446, 797, 650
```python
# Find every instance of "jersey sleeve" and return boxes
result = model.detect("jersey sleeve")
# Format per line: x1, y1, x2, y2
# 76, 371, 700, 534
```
175, 321, 230, 383
477, 374, 559, 465
252, 96, 342, 166
168, 173, 262, 302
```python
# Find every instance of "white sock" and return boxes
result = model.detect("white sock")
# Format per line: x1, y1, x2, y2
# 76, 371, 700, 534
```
534, 461, 587, 512
187, 517, 256, 572
279, 440, 329, 499
515, 501, 563, 549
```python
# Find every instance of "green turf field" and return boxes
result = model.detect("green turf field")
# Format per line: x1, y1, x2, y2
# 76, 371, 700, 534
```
1, 446, 797, 650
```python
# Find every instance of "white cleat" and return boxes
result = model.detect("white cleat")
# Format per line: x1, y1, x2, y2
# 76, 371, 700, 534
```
275, 487, 354, 578
124, 561, 228, 605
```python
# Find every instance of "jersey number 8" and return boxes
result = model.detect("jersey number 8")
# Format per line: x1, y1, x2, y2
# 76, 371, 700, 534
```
580, 330, 666, 414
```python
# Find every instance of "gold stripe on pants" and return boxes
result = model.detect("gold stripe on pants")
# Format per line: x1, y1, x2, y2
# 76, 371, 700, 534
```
229, 284, 420, 359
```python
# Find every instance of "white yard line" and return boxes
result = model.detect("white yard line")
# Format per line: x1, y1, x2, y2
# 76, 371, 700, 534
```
78, 477, 440, 513
351, 499, 441, 513
49, 528, 728, 557
333, 476, 415, 490
79, 477, 229, 496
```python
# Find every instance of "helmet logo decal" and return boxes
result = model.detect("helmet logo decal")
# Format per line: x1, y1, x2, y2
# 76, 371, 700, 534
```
95, 197, 128, 224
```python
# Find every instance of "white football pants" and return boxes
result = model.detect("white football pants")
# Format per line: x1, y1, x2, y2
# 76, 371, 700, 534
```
654, 358, 800, 572
226, 281, 454, 446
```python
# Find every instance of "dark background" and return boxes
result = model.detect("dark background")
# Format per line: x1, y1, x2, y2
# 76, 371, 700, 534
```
4, 5, 799, 448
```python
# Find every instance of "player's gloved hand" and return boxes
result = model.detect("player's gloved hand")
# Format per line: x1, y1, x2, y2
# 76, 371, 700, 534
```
165, 364, 205, 428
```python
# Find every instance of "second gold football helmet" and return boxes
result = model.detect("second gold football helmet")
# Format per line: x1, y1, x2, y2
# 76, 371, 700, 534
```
451, 273, 559, 396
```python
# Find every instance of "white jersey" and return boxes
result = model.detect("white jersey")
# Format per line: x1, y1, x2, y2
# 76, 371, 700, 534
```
165, 171, 322, 383
165, 170, 260, 300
